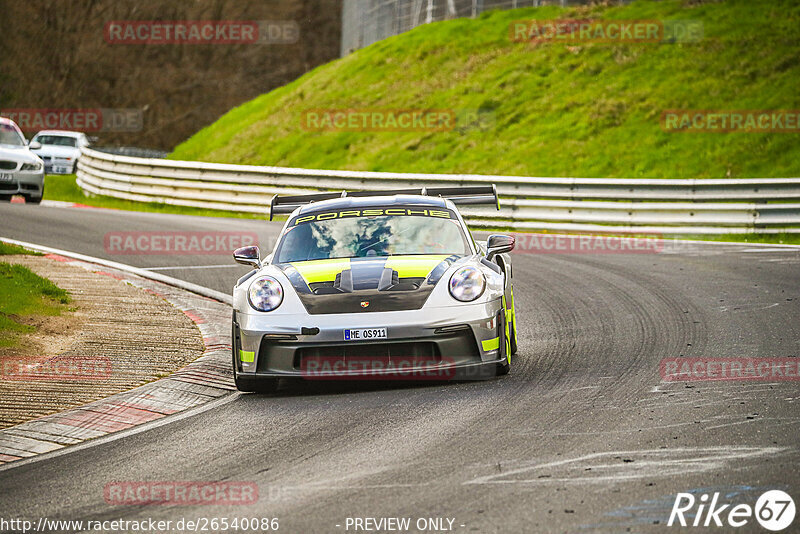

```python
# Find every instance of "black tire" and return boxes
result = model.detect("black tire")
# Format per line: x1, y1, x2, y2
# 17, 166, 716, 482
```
509, 311, 518, 356
496, 358, 510, 376
235, 376, 279, 393
496, 314, 511, 376
231, 316, 278, 393
0, 195, 11, 202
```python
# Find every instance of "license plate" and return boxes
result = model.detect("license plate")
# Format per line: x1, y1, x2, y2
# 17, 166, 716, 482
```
344, 328, 387, 341
0, 173, 11, 182
52, 166, 68, 174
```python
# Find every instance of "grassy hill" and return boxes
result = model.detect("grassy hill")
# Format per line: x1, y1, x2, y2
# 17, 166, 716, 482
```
170, 0, 800, 179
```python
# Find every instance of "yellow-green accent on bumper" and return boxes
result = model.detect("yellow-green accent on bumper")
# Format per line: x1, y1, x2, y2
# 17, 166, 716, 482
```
482, 337, 500, 351
239, 349, 255, 363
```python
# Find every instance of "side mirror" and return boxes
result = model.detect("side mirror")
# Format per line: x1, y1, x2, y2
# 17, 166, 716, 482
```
233, 245, 261, 269
29, 141, 42, 150
486, 234, 515, 260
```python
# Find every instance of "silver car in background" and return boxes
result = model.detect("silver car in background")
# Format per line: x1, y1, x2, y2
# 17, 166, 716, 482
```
30, 130, 90, 174
0, 118, 45, 204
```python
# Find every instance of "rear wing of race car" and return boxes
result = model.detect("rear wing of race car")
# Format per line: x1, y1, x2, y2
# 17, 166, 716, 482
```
269, 185, 498, 220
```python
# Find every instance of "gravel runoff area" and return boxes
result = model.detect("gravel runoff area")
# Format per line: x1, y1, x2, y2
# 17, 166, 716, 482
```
0, 253, 233, 464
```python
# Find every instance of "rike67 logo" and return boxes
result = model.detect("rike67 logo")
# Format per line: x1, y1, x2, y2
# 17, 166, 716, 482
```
669, 490, 795, 531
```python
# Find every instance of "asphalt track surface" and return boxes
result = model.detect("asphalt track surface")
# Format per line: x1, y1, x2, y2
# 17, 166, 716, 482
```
0, 202, 799, 533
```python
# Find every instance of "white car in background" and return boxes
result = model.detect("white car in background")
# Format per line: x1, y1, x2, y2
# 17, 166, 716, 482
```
30, 130, 90, 174
0, 118, 45, 204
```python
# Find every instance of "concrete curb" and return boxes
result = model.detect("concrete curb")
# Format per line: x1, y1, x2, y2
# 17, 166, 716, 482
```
0, 242, 234, 467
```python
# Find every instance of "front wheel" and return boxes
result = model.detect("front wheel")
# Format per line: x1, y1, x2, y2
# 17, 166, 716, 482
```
232, 318, 278, 393
496, 313, 511, 376
232, 348, 279, 393
234, 376, 279, 393
496, 359, 510, 376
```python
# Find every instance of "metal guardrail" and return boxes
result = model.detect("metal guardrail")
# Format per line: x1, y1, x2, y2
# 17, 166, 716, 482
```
341, 0, 594, 56
93, 146, 169, 159
76, 147, 800, 234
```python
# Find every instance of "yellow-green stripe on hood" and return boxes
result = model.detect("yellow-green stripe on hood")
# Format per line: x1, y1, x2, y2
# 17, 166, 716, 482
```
290, 255, 448, 286
278, 255, 455, 314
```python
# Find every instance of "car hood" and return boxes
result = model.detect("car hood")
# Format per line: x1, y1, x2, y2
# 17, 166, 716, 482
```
0, 145, 42, 164
275, 254, 462, 314
33, 146, 80, 159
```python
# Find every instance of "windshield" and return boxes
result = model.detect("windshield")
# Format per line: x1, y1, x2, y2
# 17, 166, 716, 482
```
274, 209, 471, 263
34, 135, 78, 147
0, 124, 25, 146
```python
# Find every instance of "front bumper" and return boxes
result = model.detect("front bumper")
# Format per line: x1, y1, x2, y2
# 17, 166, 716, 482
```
40, 156, 74, 175
233, 300, 506, 381
0, 169, 44, 198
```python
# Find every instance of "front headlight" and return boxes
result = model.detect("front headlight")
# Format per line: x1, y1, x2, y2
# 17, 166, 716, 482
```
248, 276, 284, 312
20, 162, 43, 172
449, 266, 486, 302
